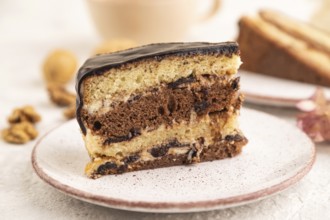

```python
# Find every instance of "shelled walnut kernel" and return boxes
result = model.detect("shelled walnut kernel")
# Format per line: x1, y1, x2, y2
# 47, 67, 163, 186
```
63, 103, 76, 119
2, 122, 38, 144
2, 106, 41, 144
47, 83, 76, 107
8, 105, 41, 124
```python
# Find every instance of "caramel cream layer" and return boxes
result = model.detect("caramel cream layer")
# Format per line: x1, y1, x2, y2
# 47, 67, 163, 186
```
81, 55, 241, 113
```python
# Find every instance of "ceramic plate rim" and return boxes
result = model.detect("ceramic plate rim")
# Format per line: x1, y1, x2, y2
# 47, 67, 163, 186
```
31, 109, 316, 213
238, 70, 330, 108
243, 92, 300, 107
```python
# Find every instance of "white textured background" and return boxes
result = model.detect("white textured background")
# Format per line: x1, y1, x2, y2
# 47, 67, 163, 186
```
1, 0, 330, 219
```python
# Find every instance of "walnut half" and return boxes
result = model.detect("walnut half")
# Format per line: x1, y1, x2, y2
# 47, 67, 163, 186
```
47, 83, 76, 107
2, 122, 38, 144
3, 106, 41, 144
63, 103, 76, 119
8, 105, 41, 124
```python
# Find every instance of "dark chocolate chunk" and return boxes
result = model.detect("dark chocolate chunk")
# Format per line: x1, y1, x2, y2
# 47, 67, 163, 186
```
158, 106, 165, 115
200, 87, 209, 96
197, 137, 205, 145
150, 88, 159, 93
97, 162, 117, 175
231, 77, 240, 91
167, 95, 177, 114
149, 139, 189, 157
167, 74, 196, 89
129, 127, 141, 138
225, 134, 243, 142
104, 136, 129, 145
150, 145, 169, 158
194, 101, 209, 113
201, 73, 211, 78
93, 121, 102, 130
124, 155, 140, 164
117, 164, 128, 174
103, 127, 141, 144
208, 108, 227, 116
127, 94, 141, 104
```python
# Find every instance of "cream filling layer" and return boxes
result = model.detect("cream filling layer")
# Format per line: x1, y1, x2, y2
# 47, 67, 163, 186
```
84, 112, 239, 160
82, 55, 241, 113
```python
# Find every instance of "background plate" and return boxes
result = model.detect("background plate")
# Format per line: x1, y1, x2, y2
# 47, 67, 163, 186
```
239, 70, 330, 107
32, 108, 315, 213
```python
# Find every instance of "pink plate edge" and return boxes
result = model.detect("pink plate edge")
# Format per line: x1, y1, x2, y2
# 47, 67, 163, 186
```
243, 92, 300, 108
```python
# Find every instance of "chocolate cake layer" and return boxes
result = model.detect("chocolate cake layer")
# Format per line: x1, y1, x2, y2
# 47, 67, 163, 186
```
86, 134, 248, 178
81, 74, 240, 141
76, 42, 240, 135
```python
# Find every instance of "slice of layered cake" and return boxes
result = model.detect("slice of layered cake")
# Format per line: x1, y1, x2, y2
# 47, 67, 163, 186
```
238, 10, 330, 87
76, 42, 248, 178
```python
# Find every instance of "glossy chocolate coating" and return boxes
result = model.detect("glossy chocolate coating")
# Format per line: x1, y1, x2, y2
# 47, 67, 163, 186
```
75, 42, 239, 134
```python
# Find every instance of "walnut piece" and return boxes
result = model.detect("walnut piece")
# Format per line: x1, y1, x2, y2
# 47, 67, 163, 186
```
2, 122, 38, 144
63, 104, 76, 119
3, 106, 40, 144
8, 105, 41, 124
47, 83, 76, 107
42, 49, 77, 85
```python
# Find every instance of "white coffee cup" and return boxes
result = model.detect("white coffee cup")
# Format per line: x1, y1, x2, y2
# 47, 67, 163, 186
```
86, 0, 221, 44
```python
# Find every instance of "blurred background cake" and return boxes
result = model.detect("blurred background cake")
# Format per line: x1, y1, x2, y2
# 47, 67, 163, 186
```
311, 0, 330, 33
237, 10, 330, 86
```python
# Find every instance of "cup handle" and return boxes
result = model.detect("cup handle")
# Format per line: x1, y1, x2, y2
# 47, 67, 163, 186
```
198, 0, 221, 22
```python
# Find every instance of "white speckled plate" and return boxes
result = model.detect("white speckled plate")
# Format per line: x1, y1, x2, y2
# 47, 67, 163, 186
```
239, 70, 330, 107
31, 108, 315, 213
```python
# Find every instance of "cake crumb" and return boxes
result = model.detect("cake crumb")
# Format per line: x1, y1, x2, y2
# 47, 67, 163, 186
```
8, 105, 41, 124
47, 83, 76, 107
2, 122, 38, 144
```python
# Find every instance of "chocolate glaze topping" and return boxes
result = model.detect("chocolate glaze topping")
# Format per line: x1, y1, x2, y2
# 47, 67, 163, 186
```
76, 42, 239, 134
